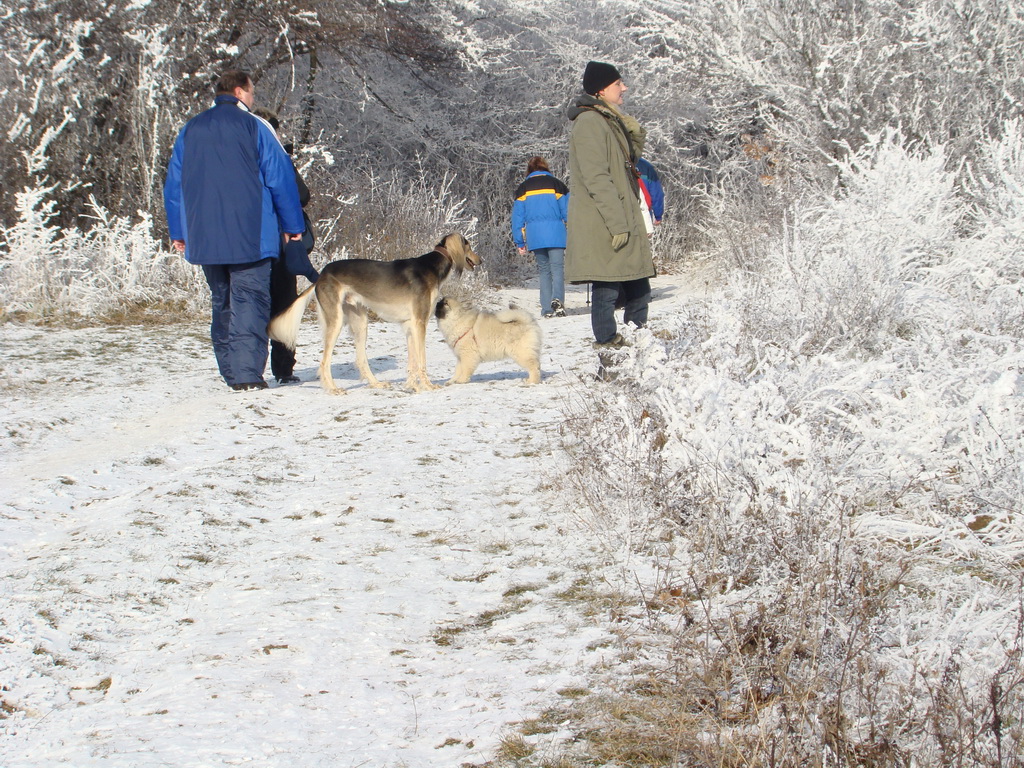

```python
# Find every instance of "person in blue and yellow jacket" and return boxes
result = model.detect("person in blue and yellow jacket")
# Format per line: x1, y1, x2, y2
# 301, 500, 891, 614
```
164, 70, 305, 391
511, 157, 569, 317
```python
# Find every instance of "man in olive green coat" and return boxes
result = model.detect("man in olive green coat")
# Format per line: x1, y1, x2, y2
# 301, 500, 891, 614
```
566, 61, 656, 348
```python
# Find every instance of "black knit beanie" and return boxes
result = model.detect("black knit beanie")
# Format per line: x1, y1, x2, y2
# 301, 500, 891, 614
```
582, 61, 622, 95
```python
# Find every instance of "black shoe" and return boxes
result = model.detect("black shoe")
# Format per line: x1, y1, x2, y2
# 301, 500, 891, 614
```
230, 381, 269, 391
275, 375, 301, 385
550, 299, 566, 317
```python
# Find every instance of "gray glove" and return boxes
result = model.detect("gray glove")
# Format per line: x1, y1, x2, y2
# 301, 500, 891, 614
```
611, 232, 629, 251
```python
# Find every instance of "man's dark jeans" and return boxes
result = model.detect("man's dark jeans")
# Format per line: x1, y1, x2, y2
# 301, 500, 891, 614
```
590, 278, 651, 343
202, 258, 273, 387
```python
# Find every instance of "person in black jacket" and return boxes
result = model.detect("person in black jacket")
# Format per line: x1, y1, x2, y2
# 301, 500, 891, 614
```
253, 108, 320, 384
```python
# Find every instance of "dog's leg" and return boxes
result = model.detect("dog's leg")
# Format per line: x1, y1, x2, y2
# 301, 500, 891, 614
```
346, 305, 389, 389
404, 317, 439, 392
448, 350, 480, 385
519, 353, 542, 384
317, 297, 346, 395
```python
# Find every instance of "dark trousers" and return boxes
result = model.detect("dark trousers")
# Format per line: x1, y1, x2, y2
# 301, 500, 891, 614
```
590, 278, 651, 343
202, 259, 273, 386
269, 258, 298, 379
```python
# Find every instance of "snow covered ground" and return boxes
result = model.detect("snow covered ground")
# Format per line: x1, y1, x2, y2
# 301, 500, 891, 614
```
0, 273, 694, 767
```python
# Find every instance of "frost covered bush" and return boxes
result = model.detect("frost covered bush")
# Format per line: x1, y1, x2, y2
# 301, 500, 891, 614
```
0, 186, 203, 322
561, 129, 1024, 766
739, 130, 963, 356
314, 162, 493, 289
0, 167, 488, 325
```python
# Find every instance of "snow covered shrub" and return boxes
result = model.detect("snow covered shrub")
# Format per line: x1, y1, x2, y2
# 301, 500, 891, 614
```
559, 131, 1024, 766
691, 126, 797, 275
738, 130, 962, 357
0, 187, 203, 322
941, 119, 1024, 338
316, 162, 488, 288
0, 185, 64, 319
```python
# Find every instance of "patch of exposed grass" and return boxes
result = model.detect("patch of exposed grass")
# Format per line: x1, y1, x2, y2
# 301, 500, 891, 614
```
557, 687, 590, 700
503, 583, 543, 598
518, 712, 561, 736
98, 300, 200, 326
482, 541, 512, 555
433, 596, 531, 647
553, 577, 624, 618
85, 677, 112, 693
432, 626, 464, 647
495, 734, 535, 762
1, 697, 20, 719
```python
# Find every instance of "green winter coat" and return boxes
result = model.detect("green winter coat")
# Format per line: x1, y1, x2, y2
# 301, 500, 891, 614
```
565, 95, 655, 283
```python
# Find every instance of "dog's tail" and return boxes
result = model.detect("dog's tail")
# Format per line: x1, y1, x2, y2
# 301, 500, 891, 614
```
268, 284, 317, 351
495, 307, 535, 325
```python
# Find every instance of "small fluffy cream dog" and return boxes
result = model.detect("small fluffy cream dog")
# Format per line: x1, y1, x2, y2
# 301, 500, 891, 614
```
434, 297, 542, 384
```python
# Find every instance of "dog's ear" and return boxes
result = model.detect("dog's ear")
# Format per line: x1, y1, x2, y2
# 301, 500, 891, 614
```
442, 233, 461, 256
444, 232, 480, 272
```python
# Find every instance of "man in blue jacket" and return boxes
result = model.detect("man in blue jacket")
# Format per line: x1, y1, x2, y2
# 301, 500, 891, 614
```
164, 70, 305, 391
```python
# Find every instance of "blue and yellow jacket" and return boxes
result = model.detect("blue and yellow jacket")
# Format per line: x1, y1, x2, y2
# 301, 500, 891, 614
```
511, 171, 569, 251
163, 95, 304, 266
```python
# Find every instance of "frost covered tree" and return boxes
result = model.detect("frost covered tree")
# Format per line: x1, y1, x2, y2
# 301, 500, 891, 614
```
0, 0, 456, 231
4, 0, 1024, 315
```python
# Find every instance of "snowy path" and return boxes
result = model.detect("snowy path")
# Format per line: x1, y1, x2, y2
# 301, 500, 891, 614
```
1, 275, 690, 767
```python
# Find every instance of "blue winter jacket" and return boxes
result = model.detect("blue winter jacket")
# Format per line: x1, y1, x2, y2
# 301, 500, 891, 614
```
636, 158, 664, 222
163, 95, 305, 266
511, 171, 569, 251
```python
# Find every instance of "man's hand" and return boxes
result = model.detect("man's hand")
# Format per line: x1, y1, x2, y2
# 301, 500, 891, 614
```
171, 239, 185, 253
611, 232, 629, 251
284, 233, 303, 242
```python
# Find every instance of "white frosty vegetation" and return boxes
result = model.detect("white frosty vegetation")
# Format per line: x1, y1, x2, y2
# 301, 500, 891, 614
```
0, 188, 204, 321
558, 126, 1023, 766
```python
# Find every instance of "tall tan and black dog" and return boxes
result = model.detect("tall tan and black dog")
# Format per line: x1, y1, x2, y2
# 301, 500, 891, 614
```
268, 234, 480, 394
